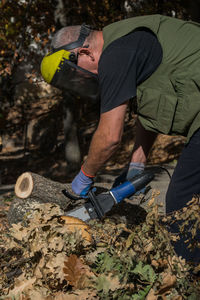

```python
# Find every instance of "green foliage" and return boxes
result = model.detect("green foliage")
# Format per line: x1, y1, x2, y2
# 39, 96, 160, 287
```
93, 251, 157, 299
132, 285, 152, 300
130, 262, 156, 299
132, 261, 156, 283
94, 251, 126, 275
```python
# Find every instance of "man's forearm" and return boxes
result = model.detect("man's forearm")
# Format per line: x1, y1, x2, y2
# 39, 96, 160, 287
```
82, 129, 119, 176
131, 118, 157, 164
82, 102, 128, 176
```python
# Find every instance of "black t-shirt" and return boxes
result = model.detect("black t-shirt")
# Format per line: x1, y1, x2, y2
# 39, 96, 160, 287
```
98, 30, 163, 113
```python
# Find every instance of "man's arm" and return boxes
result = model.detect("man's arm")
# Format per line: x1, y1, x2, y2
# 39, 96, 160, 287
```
131, 118, 157, 164
71, 107, 157, 196
82, 101, 128, 176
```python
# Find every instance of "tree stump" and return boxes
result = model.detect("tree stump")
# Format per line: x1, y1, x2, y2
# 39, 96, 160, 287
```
8, 172, 85, 224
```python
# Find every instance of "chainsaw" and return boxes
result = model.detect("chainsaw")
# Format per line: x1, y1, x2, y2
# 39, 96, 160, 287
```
62, 170, 154, 222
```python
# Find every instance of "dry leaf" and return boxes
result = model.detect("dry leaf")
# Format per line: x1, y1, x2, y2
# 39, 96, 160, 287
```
148, 197, 155, 207
146, 288, 158, 300
34, 256, 45, 279
28, 289, 49, 300
106, 274, 121, 291
60, 216, 92, 243
144, 241, 153, 252
52, 290, 98, 300
3, 296, 30, 300
151, 258, 168, 269
63, 254, 92, 289
7, 275, 36, 297
10, 223, 28, 241
48, 236, 64, 252
156, 273, 176, 295
46, 252, 66, 282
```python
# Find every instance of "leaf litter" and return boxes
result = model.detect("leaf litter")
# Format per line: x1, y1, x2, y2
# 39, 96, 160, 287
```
0, 194, 200, 299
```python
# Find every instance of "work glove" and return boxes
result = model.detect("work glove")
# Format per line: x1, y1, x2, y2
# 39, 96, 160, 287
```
71, 169, 94, 198
112, 162, 146, 195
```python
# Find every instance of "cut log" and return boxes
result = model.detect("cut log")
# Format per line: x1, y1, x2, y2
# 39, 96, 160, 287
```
8, 171, 111, 225
8, 172, 86, 225
14, 172, 76, 210
15, 172, 34, 199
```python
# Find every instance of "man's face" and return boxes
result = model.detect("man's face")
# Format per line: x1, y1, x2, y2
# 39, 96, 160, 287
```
77, 48, 98, 74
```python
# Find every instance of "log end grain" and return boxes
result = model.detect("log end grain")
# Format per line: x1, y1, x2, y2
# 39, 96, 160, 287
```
15, 172, 33, 199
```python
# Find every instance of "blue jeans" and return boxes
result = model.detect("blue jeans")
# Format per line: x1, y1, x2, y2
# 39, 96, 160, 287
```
166, 129, 200, 263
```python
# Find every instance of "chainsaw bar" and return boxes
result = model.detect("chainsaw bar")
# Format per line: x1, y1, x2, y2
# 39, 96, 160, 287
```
64, 190, 116, 221
65, 204, 91, 221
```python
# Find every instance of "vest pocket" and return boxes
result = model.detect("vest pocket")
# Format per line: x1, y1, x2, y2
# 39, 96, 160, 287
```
172, 77, 200, 137
137, 88, 178, 134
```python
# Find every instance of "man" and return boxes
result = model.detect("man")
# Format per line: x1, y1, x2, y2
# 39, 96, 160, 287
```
41, 15, 200, 263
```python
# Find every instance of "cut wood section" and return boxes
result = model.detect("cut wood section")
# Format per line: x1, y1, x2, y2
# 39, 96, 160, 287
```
14, 172, 77, 211
15, 172, 34, 199
15, 172, 66, 199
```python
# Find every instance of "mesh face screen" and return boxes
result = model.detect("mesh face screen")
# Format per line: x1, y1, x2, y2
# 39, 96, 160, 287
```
52, 59, 99, 100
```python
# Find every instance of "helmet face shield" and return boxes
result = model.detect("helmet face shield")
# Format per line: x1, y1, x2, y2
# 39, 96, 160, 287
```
51, 57, 99, 100
40, 24, 99, 101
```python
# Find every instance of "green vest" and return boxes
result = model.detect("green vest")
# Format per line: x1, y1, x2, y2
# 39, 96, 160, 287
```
103, 15, 200, 142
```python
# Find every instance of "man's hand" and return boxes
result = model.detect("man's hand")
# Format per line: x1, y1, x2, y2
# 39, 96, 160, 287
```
112, 162, 148, 195
112, 119, 157, 193
71, 168, 94, 197
113, 162, 145, 187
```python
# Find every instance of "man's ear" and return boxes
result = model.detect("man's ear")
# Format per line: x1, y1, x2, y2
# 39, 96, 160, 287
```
78, 48, 95, 61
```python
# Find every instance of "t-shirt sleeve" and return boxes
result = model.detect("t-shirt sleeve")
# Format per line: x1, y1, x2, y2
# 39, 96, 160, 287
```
98, 30, 163, 113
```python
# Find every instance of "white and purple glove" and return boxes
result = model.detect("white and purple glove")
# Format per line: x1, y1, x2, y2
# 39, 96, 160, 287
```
71, 168, 94, 198
112, 162, 146, 195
